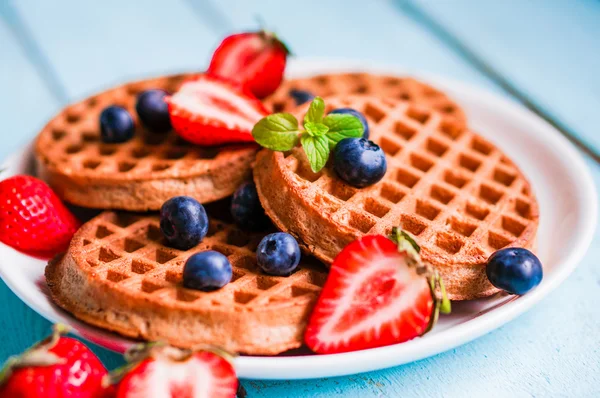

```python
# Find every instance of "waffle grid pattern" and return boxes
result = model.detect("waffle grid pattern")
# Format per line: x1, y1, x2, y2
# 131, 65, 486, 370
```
76, 212, 327, 310
281, 96, 537, 262
265, 72, 467, 134
37, 74, 255, 180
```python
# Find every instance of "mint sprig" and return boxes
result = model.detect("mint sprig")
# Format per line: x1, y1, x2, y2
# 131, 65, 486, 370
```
252, 97, 364, 172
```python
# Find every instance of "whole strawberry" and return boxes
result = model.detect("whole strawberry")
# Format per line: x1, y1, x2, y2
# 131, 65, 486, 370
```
207, 30, 291, 99
0, 325, 112, 398
0, 175, 80, 258
110, 343, 237, 398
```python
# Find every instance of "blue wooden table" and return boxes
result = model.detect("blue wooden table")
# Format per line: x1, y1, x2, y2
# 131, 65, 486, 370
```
1, 1, 599, 396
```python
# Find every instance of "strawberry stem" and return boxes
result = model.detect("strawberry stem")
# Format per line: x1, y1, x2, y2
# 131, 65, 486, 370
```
0, 324, 69, 386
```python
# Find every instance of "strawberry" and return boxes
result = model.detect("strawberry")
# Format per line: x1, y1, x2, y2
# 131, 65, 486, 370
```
207, 30, 290, 99
0, 325, 112, 398
0, 175, 80, 259
304, 229, 451, 354
166, 75, 268, 146
111, 343, 237, 398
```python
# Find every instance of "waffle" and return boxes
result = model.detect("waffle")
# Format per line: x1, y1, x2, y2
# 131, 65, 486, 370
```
254, 95, 539, 300
264, 72, 467, 135
45, 211, 328, 355
35, 74, 259, 211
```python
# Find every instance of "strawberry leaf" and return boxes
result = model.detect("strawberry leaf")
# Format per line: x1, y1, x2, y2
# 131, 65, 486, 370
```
252, 113, 300, 151
304, 96, 325, 125
300, 133, 330, 172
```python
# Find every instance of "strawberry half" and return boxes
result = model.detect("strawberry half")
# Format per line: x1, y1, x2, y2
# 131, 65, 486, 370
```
166, 75, 268, 146
304, 229, 450, 354
0, 175, 80, 259
207, 30, 290, 99
0, 325, 112, 398
112, 344, 237, 398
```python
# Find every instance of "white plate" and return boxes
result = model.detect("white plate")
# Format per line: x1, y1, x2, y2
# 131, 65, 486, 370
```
0, 58, 596, 380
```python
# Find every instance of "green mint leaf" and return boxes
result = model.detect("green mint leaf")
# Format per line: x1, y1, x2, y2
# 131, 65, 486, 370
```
252, 113, 300, 151
300, 133, 330, 172
305, 122, 329, 137
323, 114, 364, 147
304, 96, 325, 125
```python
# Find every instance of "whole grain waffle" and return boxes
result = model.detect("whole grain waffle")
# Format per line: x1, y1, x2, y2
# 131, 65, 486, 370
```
254, 95, 539, 300
46, 211, 327, 355
264, 72, 467, 135
35, 74, 258, 211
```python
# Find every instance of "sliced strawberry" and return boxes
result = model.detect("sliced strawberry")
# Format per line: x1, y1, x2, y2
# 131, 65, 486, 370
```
207, 30, 290, 99
114, 345, 237, 398
166, 75, 268, 146
0, 175, 80, 259
305, 234, 442, 354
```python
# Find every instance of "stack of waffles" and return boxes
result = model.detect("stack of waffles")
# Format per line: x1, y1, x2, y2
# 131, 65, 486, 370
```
39, 72, 538, 355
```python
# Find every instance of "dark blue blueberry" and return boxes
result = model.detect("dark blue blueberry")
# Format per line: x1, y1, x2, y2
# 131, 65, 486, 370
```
333, 138, 387, 188
160, 196, 209, 250
135, 89, 172, 133
329, 108, 369, 139
183, 251, 232, 291
486, 248, 543, 295
230, 182, 269, 230
256, 233, 301, 276
289, 89, 315, 105
99, 106, 135, 143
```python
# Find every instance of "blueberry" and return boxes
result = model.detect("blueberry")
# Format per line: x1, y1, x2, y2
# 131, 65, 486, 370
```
486, 248, 543, 295
135, 89, 171, 133
289, 89, 315, 106
329, 108, 369, 139
160, 196, 209, 250
230, 182, 269, 230
99, 106, 135, 143
256, 233, 301, 276
333, 138, 387, 188
183, 251, 232, 291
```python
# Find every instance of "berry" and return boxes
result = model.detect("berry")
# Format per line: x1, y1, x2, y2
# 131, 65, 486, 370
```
329, 108, 369, 138
304, 233, 445, 354
114, 344, 238, 398
183, 251, 232, 291
289, 89, 315, 105
0, 325, 111, 398
135, 89, 171, 133
166, 75, 268, 146
160, 196, 208, 250
99, 105, 135, 143
256, 232, 300, 276
0, 175, 80, 258
230, 182, 269, 230
207, 30, 290, 99
486, 248, 543, 295
333, 138, 387, 188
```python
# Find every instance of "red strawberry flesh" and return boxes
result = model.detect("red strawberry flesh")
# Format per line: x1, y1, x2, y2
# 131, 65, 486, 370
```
116, 350, 237, 398
167, 75, 268, 146
305, 235, 433, 354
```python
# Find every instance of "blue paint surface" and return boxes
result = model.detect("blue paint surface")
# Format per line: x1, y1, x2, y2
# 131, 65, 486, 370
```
0, 1, 599, 396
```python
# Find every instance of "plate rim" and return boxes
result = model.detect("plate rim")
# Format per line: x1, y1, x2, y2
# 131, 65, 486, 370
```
0, 57, 597, 380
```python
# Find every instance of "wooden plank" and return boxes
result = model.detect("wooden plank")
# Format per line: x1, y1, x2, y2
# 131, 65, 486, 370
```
0, 11, 59, 160
201, 0, 497, 89
13, 0, 220, 100
409, 0, 600, 156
